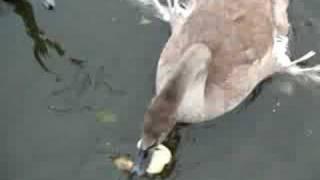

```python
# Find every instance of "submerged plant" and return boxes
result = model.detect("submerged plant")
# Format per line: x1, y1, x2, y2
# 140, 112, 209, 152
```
4, 0, 65, 72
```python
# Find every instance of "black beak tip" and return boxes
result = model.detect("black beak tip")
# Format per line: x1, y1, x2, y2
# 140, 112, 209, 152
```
130, 165, 145, 176
130, 149, 149, 176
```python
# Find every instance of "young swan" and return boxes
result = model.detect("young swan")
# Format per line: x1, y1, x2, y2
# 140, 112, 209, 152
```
132, 0, 319, 175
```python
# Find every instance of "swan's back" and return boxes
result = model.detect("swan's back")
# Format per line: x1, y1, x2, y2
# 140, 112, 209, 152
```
157, 0, 274, 96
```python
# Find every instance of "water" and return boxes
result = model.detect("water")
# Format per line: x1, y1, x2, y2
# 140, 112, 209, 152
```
1, 0, 320, 180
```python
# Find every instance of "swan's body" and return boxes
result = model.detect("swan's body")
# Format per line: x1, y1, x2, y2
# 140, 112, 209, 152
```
156, 0, 277, 123
132, 0, 319, 174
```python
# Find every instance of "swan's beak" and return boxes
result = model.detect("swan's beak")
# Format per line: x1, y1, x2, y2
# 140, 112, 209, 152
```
130, 149, 149, 176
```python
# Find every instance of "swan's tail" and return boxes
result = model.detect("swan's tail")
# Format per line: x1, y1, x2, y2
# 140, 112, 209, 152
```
274, 34, 320, 83
131, 0, 195, 23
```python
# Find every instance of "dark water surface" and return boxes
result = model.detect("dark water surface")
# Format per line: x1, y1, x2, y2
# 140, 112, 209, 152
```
1, 0, 320, 180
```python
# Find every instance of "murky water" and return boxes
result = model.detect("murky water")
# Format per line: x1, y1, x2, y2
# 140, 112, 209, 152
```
2, 0, 320, 180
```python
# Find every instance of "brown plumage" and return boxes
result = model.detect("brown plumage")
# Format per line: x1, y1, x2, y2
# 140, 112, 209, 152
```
140, 0, 290, 149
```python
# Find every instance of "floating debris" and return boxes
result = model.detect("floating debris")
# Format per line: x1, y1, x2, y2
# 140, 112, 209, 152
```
139, 16, 152, 25
272, 99, 281, 113
112, 154, 134, 172
42, 0, 55, 10
96, 110, 117, 123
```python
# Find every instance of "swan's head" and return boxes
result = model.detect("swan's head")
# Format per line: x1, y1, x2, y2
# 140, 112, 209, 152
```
131, 95, 177, 175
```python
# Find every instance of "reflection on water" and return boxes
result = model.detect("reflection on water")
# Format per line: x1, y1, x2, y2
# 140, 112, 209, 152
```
3, 0, 64, 72
47, 62, 127, 114
1, 0, 128, 115
47, 65, 93, 113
